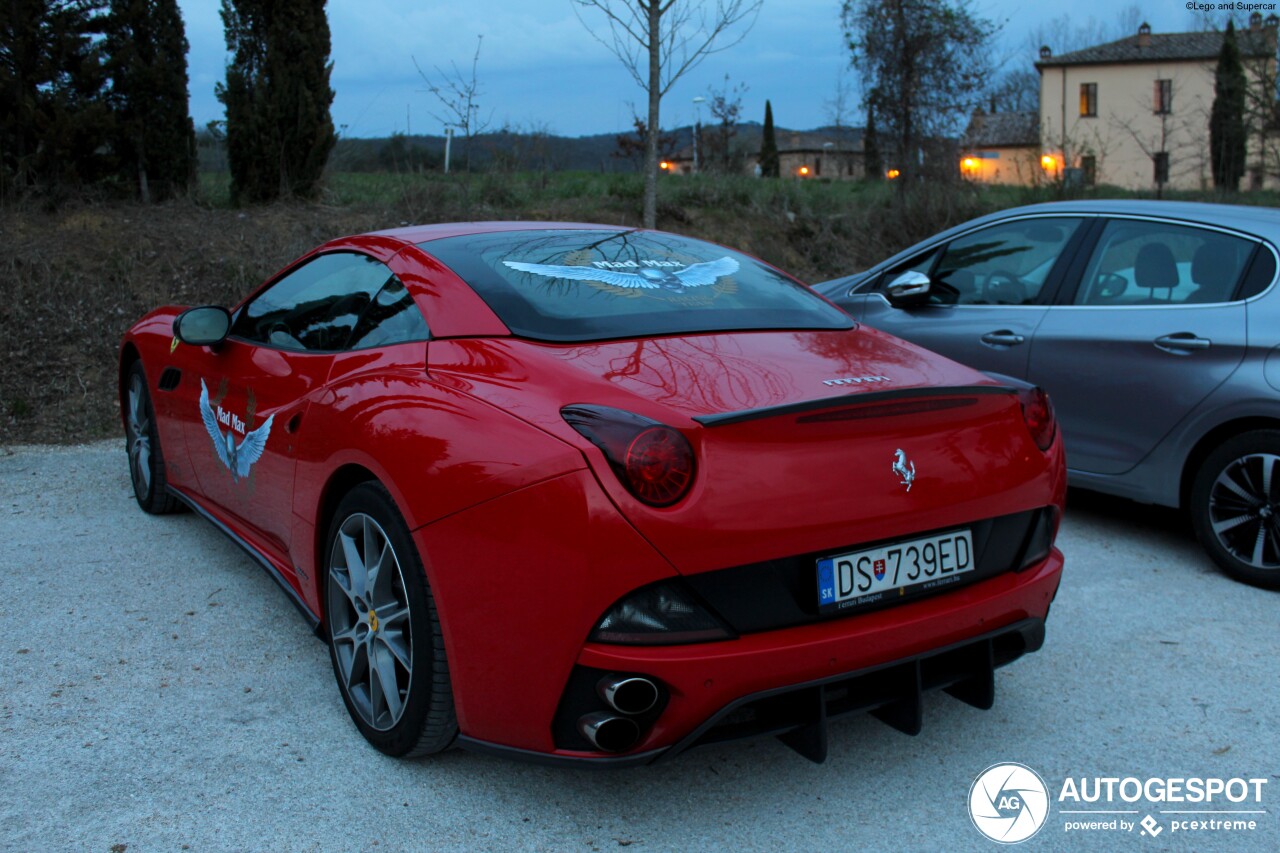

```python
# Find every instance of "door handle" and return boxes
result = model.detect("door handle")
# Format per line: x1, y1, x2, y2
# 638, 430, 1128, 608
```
980, 331, 1025, 347
1154, 333, 1211, 353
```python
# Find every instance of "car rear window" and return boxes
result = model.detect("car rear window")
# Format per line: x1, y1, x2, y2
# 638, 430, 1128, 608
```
421, 230, 852, 342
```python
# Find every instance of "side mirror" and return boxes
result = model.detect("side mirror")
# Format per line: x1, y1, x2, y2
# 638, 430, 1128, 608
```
884, 271, 932, 308
174, 306, 232, 347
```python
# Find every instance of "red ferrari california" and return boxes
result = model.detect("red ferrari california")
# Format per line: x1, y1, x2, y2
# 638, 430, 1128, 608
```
119, 222, 1066, 765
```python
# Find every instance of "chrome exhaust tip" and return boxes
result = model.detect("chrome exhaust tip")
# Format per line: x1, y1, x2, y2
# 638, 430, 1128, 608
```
597, 675, 659, 715
578, 711, 641, 752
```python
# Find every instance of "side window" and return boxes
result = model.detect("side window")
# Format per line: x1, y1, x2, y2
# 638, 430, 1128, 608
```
231, 253, 394, 351
932, 218, 1083, 305
348, 276, 430, 349
1074, 220, 1254, 306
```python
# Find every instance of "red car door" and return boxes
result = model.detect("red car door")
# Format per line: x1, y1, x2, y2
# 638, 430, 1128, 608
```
170, 250, 400, 583
177, 340, 333, 566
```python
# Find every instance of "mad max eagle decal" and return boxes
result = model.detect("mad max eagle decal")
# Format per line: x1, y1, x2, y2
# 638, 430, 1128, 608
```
199, 378, 274, 481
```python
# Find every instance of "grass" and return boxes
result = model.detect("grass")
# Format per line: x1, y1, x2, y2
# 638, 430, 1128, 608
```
3, 169, 1277, 446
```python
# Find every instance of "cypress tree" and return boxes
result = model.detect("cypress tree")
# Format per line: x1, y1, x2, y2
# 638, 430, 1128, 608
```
1210, 20, 1247, 190
106, 0, 196, 201
0, 0, 113, 192
217, 0, 334, 203
760, 99, 779, 177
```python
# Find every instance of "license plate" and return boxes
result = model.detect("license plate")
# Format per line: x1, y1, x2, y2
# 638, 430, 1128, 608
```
817, 529, 974, 612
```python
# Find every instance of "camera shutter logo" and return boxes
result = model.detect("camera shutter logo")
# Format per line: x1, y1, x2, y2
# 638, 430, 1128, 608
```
968, 763, 1050, 844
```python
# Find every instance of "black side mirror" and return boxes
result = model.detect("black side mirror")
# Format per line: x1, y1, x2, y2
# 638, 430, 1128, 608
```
884, 271, 932, 308
174, 306, 232, 347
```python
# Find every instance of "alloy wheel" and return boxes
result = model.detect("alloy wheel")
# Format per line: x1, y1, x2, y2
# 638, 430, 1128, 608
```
1207, 452, 1280, 571
327, 513, 414, 730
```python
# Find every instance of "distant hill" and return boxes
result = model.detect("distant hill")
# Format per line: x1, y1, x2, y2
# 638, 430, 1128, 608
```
196, 124, 860, 174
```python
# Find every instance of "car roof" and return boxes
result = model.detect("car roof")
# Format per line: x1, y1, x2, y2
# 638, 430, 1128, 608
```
366, 221, 626, 245
825, 199, 1280, 288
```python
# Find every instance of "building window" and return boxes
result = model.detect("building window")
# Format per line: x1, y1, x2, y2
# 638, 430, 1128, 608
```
1154, 151, 1170, 184
815, 157, 822, 177
1081, 155, 1097, 186
1154, 79, 1172, 114
1080, 83, 1098, 117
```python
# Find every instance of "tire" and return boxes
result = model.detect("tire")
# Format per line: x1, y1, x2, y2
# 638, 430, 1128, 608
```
324, 482, 457, 756
124, 362, 181, 515
1190, 430, 1280, 590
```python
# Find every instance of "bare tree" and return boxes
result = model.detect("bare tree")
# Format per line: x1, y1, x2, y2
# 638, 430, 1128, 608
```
573, 0, 762, 227
414, 35, 491, 172
705, 73, 747, 173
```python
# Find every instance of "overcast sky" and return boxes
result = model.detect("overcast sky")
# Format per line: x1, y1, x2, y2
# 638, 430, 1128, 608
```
175, 1, 1225, 139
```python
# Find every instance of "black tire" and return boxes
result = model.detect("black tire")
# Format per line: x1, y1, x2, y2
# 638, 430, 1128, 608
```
1190, 430, 1280, 590
324, 482, 457, 756
124, 362, 182, 514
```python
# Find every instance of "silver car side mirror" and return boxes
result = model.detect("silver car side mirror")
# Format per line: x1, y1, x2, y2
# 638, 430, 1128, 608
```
885, 271, 932, 307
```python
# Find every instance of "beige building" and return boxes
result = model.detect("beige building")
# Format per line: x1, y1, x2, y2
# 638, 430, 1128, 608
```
960, 111, 1042, 185
1036, 17, 1279, 191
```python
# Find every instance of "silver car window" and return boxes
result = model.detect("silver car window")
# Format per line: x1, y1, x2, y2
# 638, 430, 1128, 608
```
1074, 220, 1254, 306
932, 218, 1083, 306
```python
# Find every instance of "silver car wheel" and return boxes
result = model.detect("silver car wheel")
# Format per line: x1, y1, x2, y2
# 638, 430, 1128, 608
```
126, 373, 152, 496
1208, 452, 1280, 571
327, 513, 414, 731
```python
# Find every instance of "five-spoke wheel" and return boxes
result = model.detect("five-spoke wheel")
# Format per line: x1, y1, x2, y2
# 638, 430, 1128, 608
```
325, 483, 456, 755
124, 362, 180, 514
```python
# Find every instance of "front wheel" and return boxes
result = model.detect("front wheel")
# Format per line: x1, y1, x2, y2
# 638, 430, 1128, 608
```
124, 362, 181, 514
1190, 430, 1280, 590
325, 482, 457, 756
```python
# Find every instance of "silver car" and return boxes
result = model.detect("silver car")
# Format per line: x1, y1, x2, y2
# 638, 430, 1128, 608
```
814, 200, 1280, 589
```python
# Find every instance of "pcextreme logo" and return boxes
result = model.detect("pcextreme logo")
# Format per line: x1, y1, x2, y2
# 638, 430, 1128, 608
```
969, 765, 1270, 844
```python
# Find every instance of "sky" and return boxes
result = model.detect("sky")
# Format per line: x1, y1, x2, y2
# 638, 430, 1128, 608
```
176, 1, 1227, 140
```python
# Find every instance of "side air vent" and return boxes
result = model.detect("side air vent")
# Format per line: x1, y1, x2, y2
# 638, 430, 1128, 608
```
158, 367, 182, 391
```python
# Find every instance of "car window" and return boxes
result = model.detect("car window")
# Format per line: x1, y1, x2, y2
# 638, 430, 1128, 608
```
232, 253, 396, 351
348, 276, 430, 349
1074, 220, 1254, 306
422, 229, 852, 342
931, 218, 1083, 306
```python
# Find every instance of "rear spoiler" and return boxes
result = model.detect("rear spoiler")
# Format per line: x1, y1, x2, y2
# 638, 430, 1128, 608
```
691, 384, 1017, 428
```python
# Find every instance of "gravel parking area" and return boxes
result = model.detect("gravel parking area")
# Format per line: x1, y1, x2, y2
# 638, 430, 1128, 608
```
1, 441, 1276, 851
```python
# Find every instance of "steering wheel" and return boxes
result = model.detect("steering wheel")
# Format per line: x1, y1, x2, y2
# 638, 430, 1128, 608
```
982, 270, 1028, 305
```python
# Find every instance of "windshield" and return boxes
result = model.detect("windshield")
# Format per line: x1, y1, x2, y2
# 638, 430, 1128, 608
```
422, 229, 852, 342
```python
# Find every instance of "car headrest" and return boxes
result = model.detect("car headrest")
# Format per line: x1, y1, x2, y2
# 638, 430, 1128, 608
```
1134, 243, 1179, 289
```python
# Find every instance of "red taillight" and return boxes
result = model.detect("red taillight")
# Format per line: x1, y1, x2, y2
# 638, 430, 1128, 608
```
562, 405, 696, 507
1018, 386, 1057, 451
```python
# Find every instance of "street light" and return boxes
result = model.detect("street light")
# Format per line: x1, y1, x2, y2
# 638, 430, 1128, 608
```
692, 96, 706, 173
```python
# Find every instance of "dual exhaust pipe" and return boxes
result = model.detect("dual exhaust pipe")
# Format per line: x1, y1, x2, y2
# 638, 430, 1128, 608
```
577, 675, 660, 752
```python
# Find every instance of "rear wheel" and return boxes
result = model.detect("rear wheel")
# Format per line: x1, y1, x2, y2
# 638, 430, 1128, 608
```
1190, 430, 1280, 590
325, 482, 457, 756
124, 362, 181, 514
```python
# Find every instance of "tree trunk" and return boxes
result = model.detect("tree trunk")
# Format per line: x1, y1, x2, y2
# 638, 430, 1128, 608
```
643, 1, 661, 229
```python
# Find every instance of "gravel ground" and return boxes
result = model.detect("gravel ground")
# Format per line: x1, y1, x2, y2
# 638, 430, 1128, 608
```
1, 441, 1276, 852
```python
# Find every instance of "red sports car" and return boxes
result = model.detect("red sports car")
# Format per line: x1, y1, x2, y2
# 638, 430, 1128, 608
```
119, 222, 1066, 765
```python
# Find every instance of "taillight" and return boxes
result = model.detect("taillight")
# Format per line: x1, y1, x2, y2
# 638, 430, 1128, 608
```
1018, 386, 1057, 451
561, 405, 696, 507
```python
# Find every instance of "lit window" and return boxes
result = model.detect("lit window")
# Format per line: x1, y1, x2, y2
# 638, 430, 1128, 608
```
1080, 83, 1098, 118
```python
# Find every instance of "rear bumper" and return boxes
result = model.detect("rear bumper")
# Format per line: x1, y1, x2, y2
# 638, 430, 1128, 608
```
461, 548, 1063, 766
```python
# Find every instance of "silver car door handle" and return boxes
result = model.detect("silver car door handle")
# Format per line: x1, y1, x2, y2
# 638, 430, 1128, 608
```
1154, 333, 1212, 353
980, 331, 1025, 346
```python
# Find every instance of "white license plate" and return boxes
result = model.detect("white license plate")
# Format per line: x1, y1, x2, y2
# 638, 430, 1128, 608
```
817, 529, 974, 611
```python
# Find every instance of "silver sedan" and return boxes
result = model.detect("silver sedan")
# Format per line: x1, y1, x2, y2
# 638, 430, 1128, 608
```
815, 199, 1280, 590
